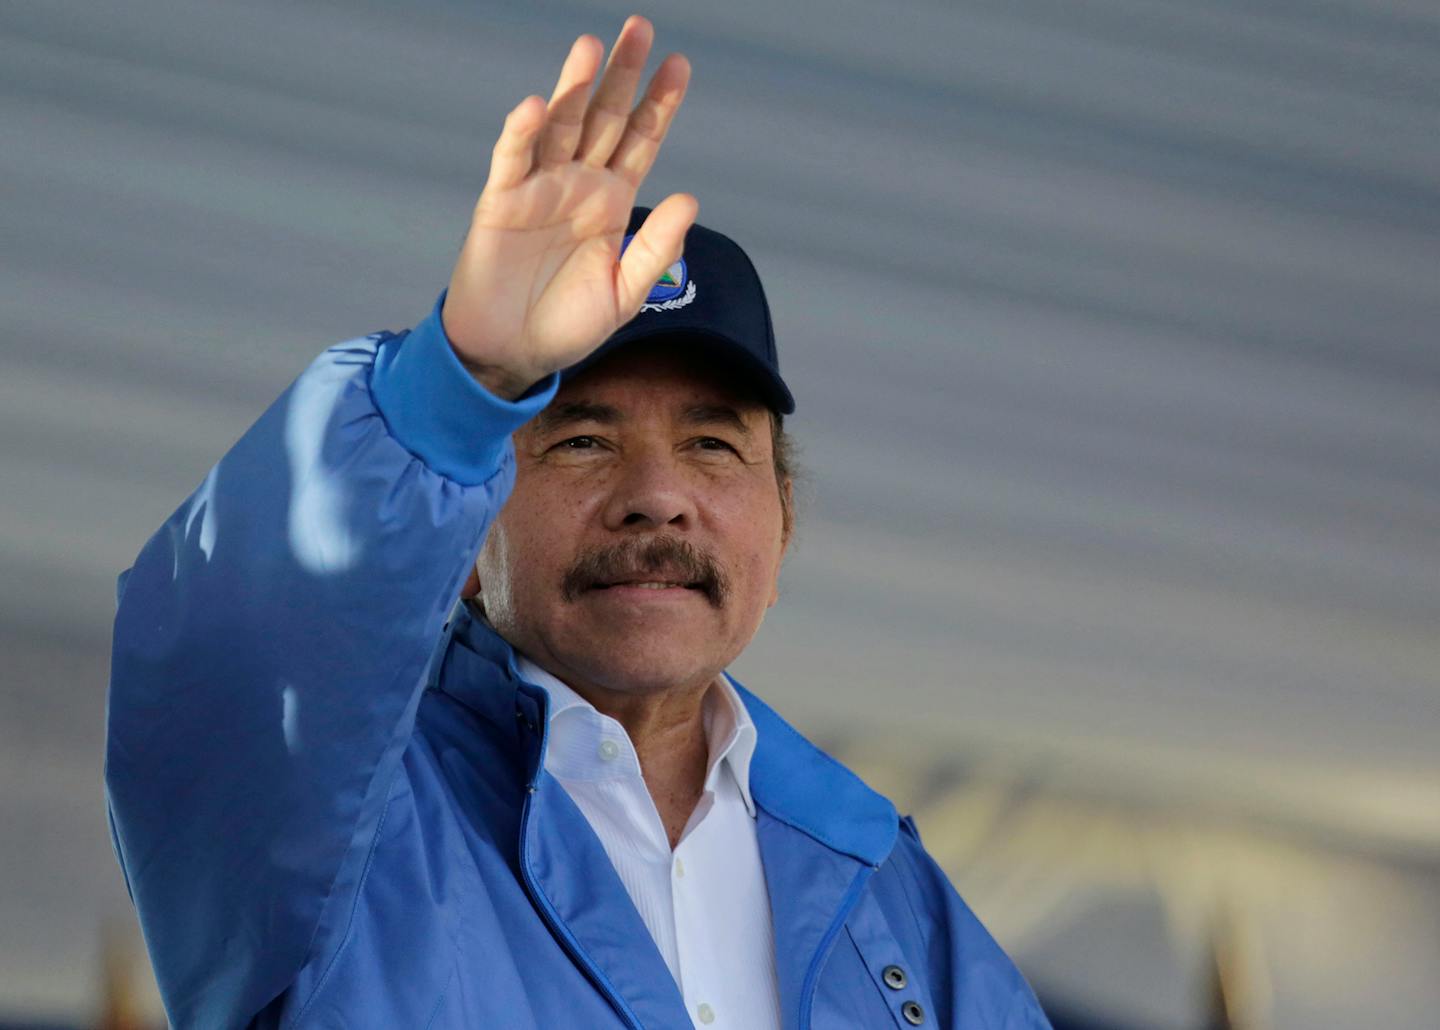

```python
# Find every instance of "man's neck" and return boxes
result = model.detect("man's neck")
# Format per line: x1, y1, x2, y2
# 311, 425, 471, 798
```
540, 664, 715, 850
606, 683, 711, 850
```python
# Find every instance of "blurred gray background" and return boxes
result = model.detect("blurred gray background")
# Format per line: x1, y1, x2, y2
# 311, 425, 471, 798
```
2, 1, 1437, 1027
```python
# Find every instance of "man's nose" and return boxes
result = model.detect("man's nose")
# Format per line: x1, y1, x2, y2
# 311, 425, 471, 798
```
601, 451, 697, 531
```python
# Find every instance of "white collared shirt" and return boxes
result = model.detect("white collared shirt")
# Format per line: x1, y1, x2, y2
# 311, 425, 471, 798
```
518, 657, 782, 1030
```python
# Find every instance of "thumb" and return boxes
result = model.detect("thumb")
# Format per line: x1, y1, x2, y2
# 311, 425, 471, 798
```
615, 193, 699, 315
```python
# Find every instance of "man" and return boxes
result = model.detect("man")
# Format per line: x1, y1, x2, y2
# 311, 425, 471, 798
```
106, 16, 1051, 1029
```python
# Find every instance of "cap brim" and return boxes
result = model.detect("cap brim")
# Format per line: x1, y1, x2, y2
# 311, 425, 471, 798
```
561, 328, 796, 415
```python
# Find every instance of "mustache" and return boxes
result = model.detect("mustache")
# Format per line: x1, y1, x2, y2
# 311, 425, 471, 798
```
561, 536, 730, 608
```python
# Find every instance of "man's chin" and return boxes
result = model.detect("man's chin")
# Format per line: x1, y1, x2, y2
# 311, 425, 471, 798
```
552, 632, 731, 698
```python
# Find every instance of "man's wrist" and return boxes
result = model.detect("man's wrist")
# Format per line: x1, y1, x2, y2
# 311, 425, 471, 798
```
440, 295, 552, 401
454, 353, 545, 403
370, 291, 559, 485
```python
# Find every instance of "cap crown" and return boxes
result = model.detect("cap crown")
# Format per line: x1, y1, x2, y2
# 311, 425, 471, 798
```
562, 208, 795, 414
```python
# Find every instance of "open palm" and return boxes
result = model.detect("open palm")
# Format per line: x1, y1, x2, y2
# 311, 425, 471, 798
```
442, 16, 697, 399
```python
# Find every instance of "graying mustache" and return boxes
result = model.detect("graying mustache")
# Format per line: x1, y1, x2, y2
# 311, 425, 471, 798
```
562, 537, 729, 607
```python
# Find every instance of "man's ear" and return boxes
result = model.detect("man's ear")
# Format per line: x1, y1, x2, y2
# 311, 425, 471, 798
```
770, 477, 794, 608
780, 476, 795, 550
461, 562, 481, 600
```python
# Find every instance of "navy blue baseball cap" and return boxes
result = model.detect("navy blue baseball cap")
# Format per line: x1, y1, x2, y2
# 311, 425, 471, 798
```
561, 207, 796, 414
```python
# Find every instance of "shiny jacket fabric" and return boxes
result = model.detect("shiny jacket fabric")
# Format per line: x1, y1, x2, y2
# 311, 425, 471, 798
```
106, 299, 1052, 1029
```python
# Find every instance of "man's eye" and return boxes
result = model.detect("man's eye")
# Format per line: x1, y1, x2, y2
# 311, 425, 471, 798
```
695, 437, 739, 454
557, 436, 598, 450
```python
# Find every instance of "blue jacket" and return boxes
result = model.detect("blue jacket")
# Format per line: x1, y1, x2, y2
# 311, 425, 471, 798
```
106, 299, 1053, 1029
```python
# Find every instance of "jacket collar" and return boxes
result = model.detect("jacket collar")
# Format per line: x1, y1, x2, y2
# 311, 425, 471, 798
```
438, 601, 543, 730
438, 602, 897, 867
733, 682, 897, 868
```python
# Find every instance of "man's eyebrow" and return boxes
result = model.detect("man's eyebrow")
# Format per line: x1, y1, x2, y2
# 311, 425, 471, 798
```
532, 401, 624, 433
680, 403, 752, 436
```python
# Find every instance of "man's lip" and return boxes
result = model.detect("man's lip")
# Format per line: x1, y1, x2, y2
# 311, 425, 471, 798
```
589, 580, 703, 590
583, 581, 711, 605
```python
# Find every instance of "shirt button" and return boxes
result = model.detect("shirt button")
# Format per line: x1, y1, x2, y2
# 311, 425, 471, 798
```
882, 964, 907, 990
674, 858, 686, 879
598, 739, 620, 762
696, 1003, 715, 1024
902, 999, 925, 1025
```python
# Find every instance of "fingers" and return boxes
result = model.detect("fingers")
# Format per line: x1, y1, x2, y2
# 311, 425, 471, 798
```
486, 17, 687, 194
576, 15, 654, 167
616, 193, 699, 314
485, 95, 546, 191
608, 52, 690, 186
536, 34, 603, 169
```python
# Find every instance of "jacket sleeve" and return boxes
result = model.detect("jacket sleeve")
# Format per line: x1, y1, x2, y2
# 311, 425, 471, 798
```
104, 294, 557, 1028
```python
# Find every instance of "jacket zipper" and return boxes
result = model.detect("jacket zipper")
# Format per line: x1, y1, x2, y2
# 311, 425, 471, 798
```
797, 864, 876, 1030
518, 785, 646, 1030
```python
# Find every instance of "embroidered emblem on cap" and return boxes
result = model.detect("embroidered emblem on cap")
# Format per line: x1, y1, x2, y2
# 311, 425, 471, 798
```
622, 234, 698, 312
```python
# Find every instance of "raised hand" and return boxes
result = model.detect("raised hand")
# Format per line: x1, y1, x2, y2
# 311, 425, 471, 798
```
441, 16, 697, 399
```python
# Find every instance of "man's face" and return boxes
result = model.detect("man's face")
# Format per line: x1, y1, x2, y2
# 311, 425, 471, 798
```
474, 344, 791, 699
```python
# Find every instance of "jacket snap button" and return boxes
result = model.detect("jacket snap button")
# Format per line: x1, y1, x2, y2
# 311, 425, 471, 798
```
902, 999, 925, 1025
882, 965, 907, 990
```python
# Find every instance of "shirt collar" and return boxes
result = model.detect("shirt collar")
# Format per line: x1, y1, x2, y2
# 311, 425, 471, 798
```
516, 656, 757, 817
